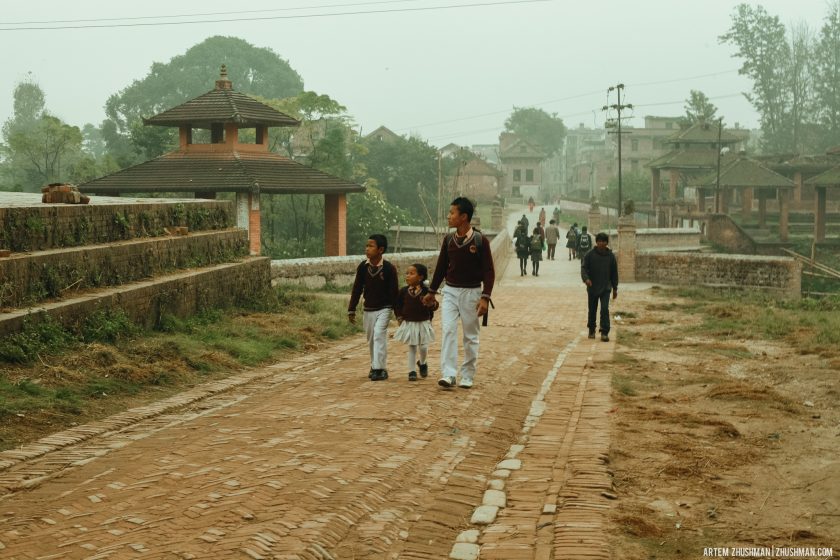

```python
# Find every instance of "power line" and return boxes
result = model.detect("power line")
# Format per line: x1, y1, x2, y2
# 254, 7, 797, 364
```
633, 92, 744, 108
0, 0, 553, 31
0, 0, 426, 25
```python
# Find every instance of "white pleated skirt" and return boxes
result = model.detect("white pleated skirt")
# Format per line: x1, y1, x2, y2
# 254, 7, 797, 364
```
394, 320, 435, 346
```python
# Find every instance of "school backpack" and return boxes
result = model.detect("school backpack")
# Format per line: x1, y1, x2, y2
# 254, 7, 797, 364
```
578, 234, 592, 252
529, 235, 543, 252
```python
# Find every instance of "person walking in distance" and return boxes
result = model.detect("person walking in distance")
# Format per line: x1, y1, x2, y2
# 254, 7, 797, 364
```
423, 197, 495, 389
580, 232, 618, 342
576, 226, 593, 259
529, 226, 543, 276
566, 223, 579, 260
348, 234, 399, 381
538, 207, 546, 228
514, 222, 530, 276
544, 219, 561, 260
394, 263, 438, 382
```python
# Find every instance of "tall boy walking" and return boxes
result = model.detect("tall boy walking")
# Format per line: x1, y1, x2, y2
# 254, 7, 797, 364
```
348, 234, 399, 381
423, 197, 495, 389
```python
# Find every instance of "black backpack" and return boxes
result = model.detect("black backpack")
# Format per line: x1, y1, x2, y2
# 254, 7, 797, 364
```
578, 234, 592, 251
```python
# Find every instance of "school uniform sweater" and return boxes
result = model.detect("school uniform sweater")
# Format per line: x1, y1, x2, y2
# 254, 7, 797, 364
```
395, 286, 438, 322
429, 230, 495, 298
348, 259, 399, 313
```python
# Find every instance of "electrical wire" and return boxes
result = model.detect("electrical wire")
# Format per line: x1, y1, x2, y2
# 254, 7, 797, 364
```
0, 0, 553, 31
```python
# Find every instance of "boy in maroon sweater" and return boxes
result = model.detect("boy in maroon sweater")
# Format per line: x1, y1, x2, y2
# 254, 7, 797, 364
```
348, 234, 399, 381
423, 197, 495, 389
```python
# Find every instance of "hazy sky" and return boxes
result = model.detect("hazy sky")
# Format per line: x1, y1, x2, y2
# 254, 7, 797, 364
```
0, 0, 832, 147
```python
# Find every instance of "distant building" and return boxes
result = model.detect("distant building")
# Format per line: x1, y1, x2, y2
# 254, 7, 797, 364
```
365, 125, 402, 144
498, 132, 546, 200
450, 158, 504, 203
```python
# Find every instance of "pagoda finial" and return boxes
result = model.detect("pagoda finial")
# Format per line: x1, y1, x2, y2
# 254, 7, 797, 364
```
215, 64, 232, 90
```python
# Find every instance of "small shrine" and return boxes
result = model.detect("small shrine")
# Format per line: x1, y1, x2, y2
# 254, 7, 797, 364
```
81, 66, 364, 256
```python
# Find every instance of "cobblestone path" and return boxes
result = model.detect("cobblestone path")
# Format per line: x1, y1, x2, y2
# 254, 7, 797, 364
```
0, 217, 618, 559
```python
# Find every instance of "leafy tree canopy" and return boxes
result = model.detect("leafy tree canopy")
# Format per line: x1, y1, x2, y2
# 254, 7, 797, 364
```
503, 107, 566, 155
682, 90, 718, 125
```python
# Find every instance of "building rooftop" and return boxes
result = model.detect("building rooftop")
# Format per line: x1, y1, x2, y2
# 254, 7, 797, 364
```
804, 165, 840, 187
690, 157, 794, 189
666, 121, 740, 145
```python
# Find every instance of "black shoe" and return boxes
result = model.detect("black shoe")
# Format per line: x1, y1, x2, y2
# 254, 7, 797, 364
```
588, 331, 596, 339
371, 369, 388, 381
601, 334, 610, 342
368, 368, 375, 379
408, 371, 418, 381
417, 361, 428, 378
381, 370, 388, 380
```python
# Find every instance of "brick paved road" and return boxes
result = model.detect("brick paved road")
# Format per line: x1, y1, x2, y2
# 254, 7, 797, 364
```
0, 213, 620, 559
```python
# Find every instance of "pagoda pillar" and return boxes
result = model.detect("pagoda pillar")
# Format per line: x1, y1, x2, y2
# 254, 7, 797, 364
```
324, 193, 347, 256
793, 171, 803, 204
741, 187, 752, 222
758, 192, 767, 228
815, 186, 827, 242
779, 188, 790, 242
696, 187, 707, 213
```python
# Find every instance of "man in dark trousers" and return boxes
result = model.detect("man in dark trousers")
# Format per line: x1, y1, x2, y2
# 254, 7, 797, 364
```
423, 197, 495, 389
580, 232, 618, 342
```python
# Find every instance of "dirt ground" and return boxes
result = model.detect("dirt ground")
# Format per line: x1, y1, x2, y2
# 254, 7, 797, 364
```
605, 288, 839, 559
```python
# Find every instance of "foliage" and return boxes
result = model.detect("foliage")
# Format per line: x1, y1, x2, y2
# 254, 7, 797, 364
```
347, 187, 412, 253
682, 90, 718, 125
503, 107, 567, 155
601, 172, 650, 208
812, 1, 840, 148
101, 36, 304, 163
359, 135, 439, 221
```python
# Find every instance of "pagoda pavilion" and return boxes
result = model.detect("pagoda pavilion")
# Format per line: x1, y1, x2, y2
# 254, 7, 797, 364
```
81, 66, 363, 256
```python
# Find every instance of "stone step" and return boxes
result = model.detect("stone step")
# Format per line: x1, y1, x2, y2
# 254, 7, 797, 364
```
0, 257, 270, 338
0, 228, 248, 309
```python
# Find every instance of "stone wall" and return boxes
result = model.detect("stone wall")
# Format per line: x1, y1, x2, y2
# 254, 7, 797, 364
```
608, 227, 702, 252
0, 229, 248, 308
636, 251, 801, 297
704, 214, 756, 254
0, 199, 234, 252
0, 258, 271, 338
272, 228, 513, 289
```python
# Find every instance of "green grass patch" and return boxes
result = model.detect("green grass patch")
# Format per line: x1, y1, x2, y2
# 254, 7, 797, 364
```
612, 373, 638, 396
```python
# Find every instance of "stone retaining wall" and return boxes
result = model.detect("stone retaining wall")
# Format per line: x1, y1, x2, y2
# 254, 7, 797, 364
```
608, 227, 702, 251
272, 229, 513, 289
636, 251, 801, 297
0, 199, 234, 252
0, 229, 248, 308
0, 258, 271, 338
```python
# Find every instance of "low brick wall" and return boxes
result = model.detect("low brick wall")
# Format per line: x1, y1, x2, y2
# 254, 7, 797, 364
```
705, 214, 756, 254
0, 229, 248, 308
0, 198, 234, 252
271, 228, 513, 289
607, 227, 702, 251
0, 258, 271, 338
636, 251, 801, 297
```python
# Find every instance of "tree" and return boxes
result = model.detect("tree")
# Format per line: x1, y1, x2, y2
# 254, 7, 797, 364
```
102, 36, 305, 163
503, 107, 566, 155
788, 22, 815, 153
813, 1, 840, 149
720, 4, 794, 153
602, 172, 650, 209
683, 90, 718, 125
1, 80, 84, 191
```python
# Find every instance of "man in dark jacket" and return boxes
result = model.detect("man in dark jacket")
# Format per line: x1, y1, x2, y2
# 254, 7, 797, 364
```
580, 232, 618, 342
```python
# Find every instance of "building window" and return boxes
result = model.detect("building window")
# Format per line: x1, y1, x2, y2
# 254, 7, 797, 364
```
512, 185, 521, 196
513, 169, 521, 181
526, 169, 534, 182
631, 139, 639, 151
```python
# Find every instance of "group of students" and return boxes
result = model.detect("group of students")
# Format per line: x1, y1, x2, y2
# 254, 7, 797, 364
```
347, 197, 618, 389
348, 197, 494, 388
564, 222, 592, 260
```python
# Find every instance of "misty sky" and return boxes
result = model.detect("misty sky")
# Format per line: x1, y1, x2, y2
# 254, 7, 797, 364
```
0, 0, 831, 148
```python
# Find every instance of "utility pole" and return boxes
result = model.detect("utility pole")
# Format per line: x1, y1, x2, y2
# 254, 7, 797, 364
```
603, 84, 633, 217
714, 117, 723, 213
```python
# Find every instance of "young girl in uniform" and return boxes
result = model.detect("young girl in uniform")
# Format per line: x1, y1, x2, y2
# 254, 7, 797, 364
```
394, 263, 438, 381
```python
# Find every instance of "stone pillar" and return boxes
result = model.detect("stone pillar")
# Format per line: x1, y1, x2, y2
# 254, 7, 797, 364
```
236, 191, 261, 256
779, 188, 790, 242
758, 192, 767, 228
324, 193, 347, 256
490, 205, 503, 231
793, 171, 803, 204
815, 186, 827, 242
741, 187, 752, 222
588, 204, 601, 234
617, 215, 636, 283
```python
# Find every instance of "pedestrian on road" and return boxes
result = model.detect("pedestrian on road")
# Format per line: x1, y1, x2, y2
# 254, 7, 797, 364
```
545, 219, 561, 260
552, 207, 561, 226
529, 226, 543, 276
538, 207, 546, 227
577, 226, 593, 259
423, 197, 495, 389
348, 234, 399, 381
528, 196, 535, 212
565, 223, 579, 260
519, 214, 529, 233
394, 263, 438, 382
514, 223, 530, 276
580, 232, 618, 342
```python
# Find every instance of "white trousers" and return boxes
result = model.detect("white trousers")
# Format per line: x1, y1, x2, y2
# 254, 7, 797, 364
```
440, 286, 481, 381
363, 308, 391, 370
